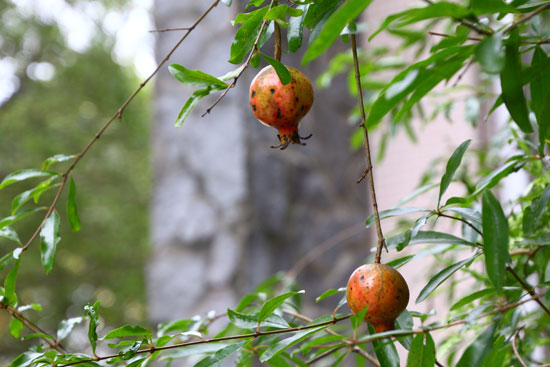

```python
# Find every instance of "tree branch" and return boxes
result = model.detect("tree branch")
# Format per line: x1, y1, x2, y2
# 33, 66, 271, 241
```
350, 34, 387, 263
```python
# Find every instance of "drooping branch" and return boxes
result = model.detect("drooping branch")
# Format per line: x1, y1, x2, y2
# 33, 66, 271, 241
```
350, 33, 387, 263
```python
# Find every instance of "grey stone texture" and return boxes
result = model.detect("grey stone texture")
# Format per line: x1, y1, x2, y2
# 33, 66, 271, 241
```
148, 0, 370, 326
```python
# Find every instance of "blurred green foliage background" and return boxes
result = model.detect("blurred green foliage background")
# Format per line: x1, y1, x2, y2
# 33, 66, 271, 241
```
0, 0, 151, 357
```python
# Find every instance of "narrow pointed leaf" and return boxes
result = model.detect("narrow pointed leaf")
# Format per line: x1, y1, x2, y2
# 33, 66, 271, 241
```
438, 139, 471, 207
40, 211, 61, 274
169, 64, 228, 89
104, 325, 152, 339
57, 317, 84, 341
4, 259, 20, 304
302, 0, 373, 65
258, 290, 304, 323
85, 301, 100, 354
288, 5, 308, 52
370, 324, 400, 367
482, 191, 509, 291
227, 309, 290, 329
0, 226, 20, 244
0, 207, 47, 230
195, 341, 247, 367
416, 255, 477, 303
366, 207, 428, 228
456, 319, 499, 367
42, 154, 76, 170
260, 326, 327, 362
475, 33, 504, 74
259, 53, 291, 84
0, 169, 57, 190
67, 176, 81, 232
10, 318, 24, 338
500, 29, 532, 133
530, 47, 550, 148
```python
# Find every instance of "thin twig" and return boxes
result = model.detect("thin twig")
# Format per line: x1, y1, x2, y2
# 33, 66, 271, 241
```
350, 34, 387, 263
352, 346, 381, 367
507, 265, 550, 317
357, 167, 370, 184
511, 327, 529, 367
1, 304, 66, 353
202, 0, 278, 117
428, 31, 550, 45
306, 346, 345, 364
505, 2, 550, 34
452, 59, 473, 88
149, 27, 191, 33
58, 315, 351, 367
436, 211, 483, 236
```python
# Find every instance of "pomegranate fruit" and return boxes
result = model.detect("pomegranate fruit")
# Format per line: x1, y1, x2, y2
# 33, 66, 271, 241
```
346, 263, 409, 333
249, 65, 314, 149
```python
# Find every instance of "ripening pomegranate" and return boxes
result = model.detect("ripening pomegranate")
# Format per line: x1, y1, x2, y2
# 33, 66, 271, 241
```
346, 263, 409, 333
249, 65, 314, 149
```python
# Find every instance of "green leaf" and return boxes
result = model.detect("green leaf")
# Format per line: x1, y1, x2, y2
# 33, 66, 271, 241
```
227, 309, 290, 329
302, 0, 373, 65
40, 210, 61, 274
42, 154, 76, 170
396, 183, 439, 207
11, 177, 58, 215
394, 310, 413, 350
103, 324, 152, 340
438, 139, 471, 207
456, 318, 500, 367
230, 7, 268, 64
416, 255, 478, 303
315, 288, 345, 303
85, 301, 100, 354
169, 64, 228, 89
406, 333, 435, 367
475, 33, 504, 74
351, 305, 368, 331
386, 255, 415, 269
4, 259, 20, 305
258, 290, 304, 323
370, 324, 400, 367
265, 5, 302, 27
260, 326, 327, 362
500, 29, 533, 133
161, 343, 231, 361
288, 5, 308, 52
470, 0, 515, 15
449, 289, 495, 311
0, 226, 21, 244
482, 191, 510, 292
9, 318, 24, 338
67, 176, 81, 232
194, 341, 247, 367
366, 207, 428, 228
365, 45, 474, 129
473, 160, 524, 196
0, 207, 46, 230
259, 53, 291, 84
0, 169, 57, 190
523, 183, 550, 236
369, 2, 470, 41
393, 51, 473, 123
57, 317, 84, 341
221, 0, 232, 6
386, 230, 477, 251
530, 47, 550, 149
174, 86, 220, 128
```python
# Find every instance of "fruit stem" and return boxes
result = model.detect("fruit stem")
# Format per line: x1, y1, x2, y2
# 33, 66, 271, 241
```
350, 34, 388, 263
274, 22, 282, 61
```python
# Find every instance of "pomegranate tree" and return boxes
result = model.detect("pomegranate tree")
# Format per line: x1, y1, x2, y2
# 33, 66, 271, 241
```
249, 65, 314, 149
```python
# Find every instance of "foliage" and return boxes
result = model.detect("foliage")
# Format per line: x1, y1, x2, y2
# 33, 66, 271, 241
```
2, 0, 550, 366
0, 0, 150, 358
